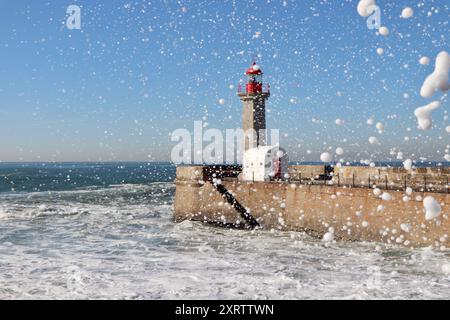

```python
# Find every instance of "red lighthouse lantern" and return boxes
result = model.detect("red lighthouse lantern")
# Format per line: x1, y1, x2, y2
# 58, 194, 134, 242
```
245, 62, 263, 94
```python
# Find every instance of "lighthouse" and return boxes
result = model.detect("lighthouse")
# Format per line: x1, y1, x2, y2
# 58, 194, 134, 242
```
237, 62, 270, 152
238, 62, 288, 182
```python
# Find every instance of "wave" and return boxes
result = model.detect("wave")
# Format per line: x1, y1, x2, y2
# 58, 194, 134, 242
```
0, 202, 173, 221
0, 201, 449, 299
0, 182, 174, 220
0, 182, 174, 197
1, 179, 449, 299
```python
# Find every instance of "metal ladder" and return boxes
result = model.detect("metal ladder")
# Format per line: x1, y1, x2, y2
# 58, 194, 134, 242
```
210, 181, 260, 229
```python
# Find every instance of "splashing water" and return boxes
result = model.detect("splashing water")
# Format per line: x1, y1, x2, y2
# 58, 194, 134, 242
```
0, 163, 449, 299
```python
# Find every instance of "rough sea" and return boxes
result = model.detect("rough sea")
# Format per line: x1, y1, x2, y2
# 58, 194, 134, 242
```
0, 162, 449, 299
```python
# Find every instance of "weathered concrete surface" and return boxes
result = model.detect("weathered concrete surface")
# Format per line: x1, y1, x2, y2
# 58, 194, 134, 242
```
333, 165, 450, 190
173, 166, 204, 218
174, 166, 450, 248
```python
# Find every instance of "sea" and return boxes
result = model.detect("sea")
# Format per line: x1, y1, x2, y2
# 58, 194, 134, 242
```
0, 162, 449, 299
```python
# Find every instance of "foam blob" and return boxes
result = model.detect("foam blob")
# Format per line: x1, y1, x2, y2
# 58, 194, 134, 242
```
368, 136, 380, 144
379, 26, 389, 36
419, 56, 430, 65
423, 196, 441, 220
401, 7, 413, 19
406, 187, 413, 195
446, 126, 450, 133
322, 227, 335, 242
376, 122, 384, 132
403, 159, 412, 171
414, 100, 441, 130
400, 224, 411, 233
443, 264, 450, 274
376, 48, 384, 55
320, 152, 332, 162
289, 97, 299, 104
357, 0, 376, 17
322, 232, 334, 242
367, 118, 375, 125
420, 51, 450, 98
381, 192, 392, 201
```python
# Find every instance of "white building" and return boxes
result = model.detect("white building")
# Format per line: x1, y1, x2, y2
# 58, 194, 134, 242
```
242, 146, 289, 182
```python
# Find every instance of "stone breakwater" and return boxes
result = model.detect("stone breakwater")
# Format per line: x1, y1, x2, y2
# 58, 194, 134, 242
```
174, 165, 450, 248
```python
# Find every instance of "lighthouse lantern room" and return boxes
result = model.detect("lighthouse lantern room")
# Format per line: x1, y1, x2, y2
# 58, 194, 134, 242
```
245, 62, 263, 94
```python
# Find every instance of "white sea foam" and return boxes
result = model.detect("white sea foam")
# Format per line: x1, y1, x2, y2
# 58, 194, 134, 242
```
414, 100, 441, 130
369, 136, 380, 145
401, 7, 413, 19
379, 26, 389, 36
419, 56, 430, 65
420, 51, 450, 98
357, 0, 376, 17
403, 159, 412, 171
0, 183, 449, 299
423, 196, 442, 220
320, 152, 332, 162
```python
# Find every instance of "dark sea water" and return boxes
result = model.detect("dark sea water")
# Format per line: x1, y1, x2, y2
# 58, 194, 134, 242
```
0, 162, 449, 299
0, 162, 176, 193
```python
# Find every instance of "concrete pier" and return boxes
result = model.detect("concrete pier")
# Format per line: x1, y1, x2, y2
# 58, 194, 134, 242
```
174, 165, 450, 248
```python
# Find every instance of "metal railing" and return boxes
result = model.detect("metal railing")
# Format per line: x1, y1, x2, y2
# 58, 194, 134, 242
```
203, 164, 450, 194
287, 173, 450, 194
222, 173, 450, 194
237, 83, 270, 94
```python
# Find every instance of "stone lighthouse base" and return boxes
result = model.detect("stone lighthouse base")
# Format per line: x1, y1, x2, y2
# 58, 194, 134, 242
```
174, 165, 450, 248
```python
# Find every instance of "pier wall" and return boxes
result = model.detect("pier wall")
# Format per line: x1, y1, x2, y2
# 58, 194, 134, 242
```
174, 166, 450, 248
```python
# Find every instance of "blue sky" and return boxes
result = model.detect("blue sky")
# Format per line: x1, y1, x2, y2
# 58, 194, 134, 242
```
0, 0, 448, 162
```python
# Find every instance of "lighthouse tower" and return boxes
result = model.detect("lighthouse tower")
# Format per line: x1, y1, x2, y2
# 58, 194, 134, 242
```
238, 62, 270, 152
238, 62, 289, 182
